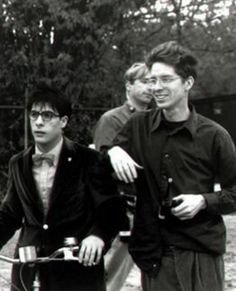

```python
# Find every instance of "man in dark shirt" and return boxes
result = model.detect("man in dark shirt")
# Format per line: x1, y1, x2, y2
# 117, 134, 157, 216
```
93, 63, 153, 291
107, 41, 236, 291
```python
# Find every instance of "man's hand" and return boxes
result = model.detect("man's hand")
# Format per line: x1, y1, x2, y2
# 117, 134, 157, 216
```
171, 194, 206, 220
108, 146, 143, 183
78, 235, 104, 267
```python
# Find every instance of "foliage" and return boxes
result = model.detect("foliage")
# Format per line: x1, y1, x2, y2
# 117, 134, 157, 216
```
1, 0, 236, 107
1, 0, 236, 197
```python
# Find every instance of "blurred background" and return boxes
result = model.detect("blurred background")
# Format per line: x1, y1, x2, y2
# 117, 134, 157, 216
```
1, 0, 236, 199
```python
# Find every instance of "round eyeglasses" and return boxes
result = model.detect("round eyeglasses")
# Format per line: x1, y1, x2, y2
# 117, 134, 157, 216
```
29, 110, 60, 122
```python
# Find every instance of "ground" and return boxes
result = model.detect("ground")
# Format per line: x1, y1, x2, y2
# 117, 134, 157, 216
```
0, 215, 236, 290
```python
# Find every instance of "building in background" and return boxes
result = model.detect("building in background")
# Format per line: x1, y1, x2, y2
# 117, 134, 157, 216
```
193, 94, 236, 145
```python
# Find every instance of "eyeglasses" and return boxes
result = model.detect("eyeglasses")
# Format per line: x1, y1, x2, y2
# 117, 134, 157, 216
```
145, 76, 181, 86
29, 110, 60, 122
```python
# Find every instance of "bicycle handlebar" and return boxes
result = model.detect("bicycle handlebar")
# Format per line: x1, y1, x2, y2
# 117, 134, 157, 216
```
0, 254, 20, 264
0, 237, 81, 291
0, 238, 80, 265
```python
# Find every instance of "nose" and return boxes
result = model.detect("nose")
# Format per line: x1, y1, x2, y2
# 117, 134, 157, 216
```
151, 79, 163, 91
35, 114, 44, 125
147, 85, 153, 93
150, 83, 162, 96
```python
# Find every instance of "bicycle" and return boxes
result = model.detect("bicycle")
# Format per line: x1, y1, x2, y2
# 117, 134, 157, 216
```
0, 237, 79, 291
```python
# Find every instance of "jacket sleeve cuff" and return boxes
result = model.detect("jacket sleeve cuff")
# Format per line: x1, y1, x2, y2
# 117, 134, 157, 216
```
88, 226, 113, 252
202, 192, 220, 215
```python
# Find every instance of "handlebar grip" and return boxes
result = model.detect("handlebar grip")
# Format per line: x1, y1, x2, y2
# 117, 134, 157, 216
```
19, 246, 37, 263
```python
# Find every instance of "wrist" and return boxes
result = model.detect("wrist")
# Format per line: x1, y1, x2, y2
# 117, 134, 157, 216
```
200, 195, 207, 210
108, 146, 118, 157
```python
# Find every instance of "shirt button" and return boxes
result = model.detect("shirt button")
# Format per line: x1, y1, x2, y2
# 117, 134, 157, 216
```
43, 224, 49, 230
153, 263, 157, 268
164, 153, 169, 158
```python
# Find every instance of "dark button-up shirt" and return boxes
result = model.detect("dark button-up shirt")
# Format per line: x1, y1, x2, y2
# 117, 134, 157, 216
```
113, 106, 236, 275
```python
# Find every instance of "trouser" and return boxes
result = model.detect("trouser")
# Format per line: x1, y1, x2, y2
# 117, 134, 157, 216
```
105, 236, 134, 291
141, 247, 224, 291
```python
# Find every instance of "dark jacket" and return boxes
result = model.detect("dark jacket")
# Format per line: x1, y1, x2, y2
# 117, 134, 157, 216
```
0, 138, 128, 290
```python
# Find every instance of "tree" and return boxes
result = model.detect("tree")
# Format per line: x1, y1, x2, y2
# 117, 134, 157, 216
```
1, 0, 236, 199
0, 0, 236, 144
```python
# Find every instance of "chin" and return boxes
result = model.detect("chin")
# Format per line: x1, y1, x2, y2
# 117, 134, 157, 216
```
34, 139, 49, 148
34, 137, 46, 144
155, 102, 169, 109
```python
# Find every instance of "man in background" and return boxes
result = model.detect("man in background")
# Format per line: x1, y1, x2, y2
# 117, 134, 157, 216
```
93, 63, 154, 291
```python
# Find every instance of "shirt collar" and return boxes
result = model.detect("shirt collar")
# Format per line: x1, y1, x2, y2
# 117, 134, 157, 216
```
151, 104, 198, 138
35, 137, 63, 166
125, 101, 136, 113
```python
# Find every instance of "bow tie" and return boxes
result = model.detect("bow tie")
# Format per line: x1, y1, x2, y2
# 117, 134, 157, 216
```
32, 153, 55, 167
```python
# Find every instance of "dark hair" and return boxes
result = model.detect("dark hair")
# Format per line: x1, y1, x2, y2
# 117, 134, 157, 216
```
27, 84, 72, 119
146, 41, 198, 80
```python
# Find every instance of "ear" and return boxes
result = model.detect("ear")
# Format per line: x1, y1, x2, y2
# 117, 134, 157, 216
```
126, 81, 131, 93
185, 76, 194, 91
60, 116, 69, 129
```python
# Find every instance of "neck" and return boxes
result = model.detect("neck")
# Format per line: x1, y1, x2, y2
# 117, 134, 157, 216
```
36, 137, 63, 153
163, 105, 190, 122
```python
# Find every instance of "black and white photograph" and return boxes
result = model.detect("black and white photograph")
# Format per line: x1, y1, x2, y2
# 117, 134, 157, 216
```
0, 1, 236, 290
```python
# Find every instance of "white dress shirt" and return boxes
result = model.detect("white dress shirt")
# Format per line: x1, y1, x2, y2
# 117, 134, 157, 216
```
32, 138, 63, 213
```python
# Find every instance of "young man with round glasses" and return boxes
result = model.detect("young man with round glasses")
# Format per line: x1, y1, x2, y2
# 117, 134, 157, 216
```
0, 85, 128, 291
107, 41, 236, 291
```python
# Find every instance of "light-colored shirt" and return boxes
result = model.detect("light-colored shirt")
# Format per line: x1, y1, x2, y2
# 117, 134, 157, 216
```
32, 138, 63, 213
93, 102, 135, 151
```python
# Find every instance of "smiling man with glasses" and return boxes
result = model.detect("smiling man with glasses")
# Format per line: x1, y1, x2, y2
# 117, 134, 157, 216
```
0, 84, 128, 291
106, 41, 236, 291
